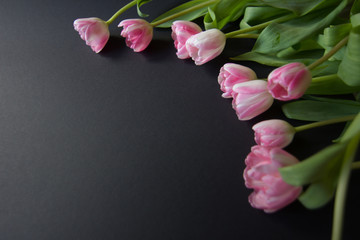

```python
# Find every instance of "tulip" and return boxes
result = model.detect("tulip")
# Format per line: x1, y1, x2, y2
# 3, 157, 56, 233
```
218, 63, 257, 98
73, 17, 110, 53
243, 145, 302, 213
171, 21, 202, 59
267, 62, 312, 101
231, 80, 274, 120
185, 28, 226, 65
252, 119, 295, 148
118, 19, 153, 52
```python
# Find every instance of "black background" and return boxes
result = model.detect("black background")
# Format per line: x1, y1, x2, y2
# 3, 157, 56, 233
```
0, 0, 359, 239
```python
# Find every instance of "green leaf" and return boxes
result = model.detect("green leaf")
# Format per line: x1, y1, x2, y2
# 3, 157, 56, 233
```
137, 0, 152, 17
338, 26, 360, 86
306, 74, 360, 95
231, 50, 321, 67
298, 178, 337, 209
317, 23, 352, 61
257, 0, 327, 16
318, 23, 352, 47
310, 60, 341, 77
280, 143, 346, 186
252, 0, 347, 54
239, 6, 289, 30
282, 100, 360, 121
351, 0, 360, 15
340, 112, 360, 142
151, 0, 210, 28
303, 95, 360, 106
203, 0, 250, 30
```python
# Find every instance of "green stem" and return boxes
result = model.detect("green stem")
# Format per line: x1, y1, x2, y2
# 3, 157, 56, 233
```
224, 14, 294, 38
331, 135, 359, 240
307, 36, 349, 70
294, 115, 356, 133
311, 74, 338, 83
106, 0, 137, 25
230, 33, 259, 39
150, 0, 219, 27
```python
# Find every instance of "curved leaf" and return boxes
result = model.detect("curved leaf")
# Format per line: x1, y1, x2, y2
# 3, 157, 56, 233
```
239, 6, 289, 29
338, 26, 360, 86
280, 143, 346, 186
253, 0, 347, 54
306, 74, 360, 95
137, 0, 152, 17
203, 0, 250, 30
151, 0, 210, 28
282, 100, 360, 121
257, 0, 326, 16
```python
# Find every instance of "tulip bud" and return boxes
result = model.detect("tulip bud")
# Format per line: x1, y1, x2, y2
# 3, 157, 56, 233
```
185, 29, 226, 65
171, 21, 202, 59
218, 63, 257, 98
267, 62, 312, 101
73, 17, 110, 53
243, 145, 302, 213
231, 80, 274, 120
118, 19, 153, 52
252, 119, 295, 148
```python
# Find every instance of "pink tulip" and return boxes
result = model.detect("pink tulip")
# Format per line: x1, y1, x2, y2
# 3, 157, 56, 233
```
231, 80, 274, 120
171, 21, 202, 59
252, 119, 295, 148
73, 17, 110, 53
185, 29, 226, 65
218, 63, 257, 98
118, 19, 153, 52
267, 62, 312, 101
243, 145, 302, 213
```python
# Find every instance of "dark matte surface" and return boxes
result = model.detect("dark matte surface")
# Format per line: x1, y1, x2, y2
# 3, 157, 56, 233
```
0, 0, 358, 239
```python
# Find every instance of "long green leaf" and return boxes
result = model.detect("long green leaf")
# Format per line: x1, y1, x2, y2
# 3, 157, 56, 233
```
306, 74, 360, 95
231, 51, 320, 67
252, 0, 347, 54
239, 6, 289, 29
340, 112, 360, 143
298, 178, 337, 209
338, 26, 360, 86
257, 0, 326, 16
280, 143, 346, 186
282, 100, 360, 121
203, 0, 250, 30
151, 0, 210, 28
317, 23, 352, 61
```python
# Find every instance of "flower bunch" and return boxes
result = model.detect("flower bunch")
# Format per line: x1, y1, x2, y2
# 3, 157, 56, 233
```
73, 0, 360, 239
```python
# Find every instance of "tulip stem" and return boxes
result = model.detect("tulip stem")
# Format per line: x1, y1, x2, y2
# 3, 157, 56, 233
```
294, 115, 356, 132
331, 135, 359, 240
307, 36, 349, 70
106, 0, 137, 25
224, 14, 294, 38
150, 0, 219, 27
230, 33, 259, 39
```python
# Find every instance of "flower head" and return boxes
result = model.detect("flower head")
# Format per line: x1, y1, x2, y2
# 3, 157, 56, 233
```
252, 119, 295, 148
118, 19, 153, 52
171, 21, 202, 59
218, 63, 257, 98
185, 29, 226, 65
232, 80, 274, 120
244, 145, 302, 213
267, 62, 312, 101
73, 17, 110, 53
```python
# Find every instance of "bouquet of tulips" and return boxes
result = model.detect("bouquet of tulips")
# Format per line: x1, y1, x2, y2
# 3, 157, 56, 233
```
73, 0, 360, 239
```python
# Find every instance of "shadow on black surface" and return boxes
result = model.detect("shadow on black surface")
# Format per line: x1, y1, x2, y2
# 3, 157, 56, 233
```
100, 36, 127, 58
